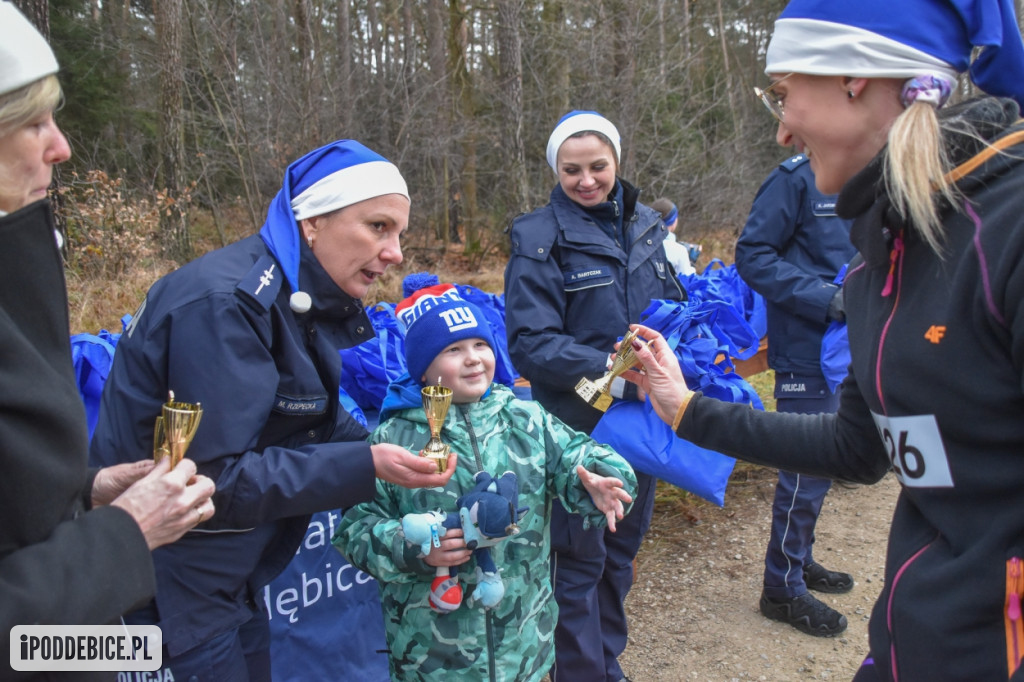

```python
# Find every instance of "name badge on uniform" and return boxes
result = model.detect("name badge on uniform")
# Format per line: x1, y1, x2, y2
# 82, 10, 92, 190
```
812, 199, 838, 217
563, 266, 613, 292
870, 411, 953, 488
273, 394, 328, 415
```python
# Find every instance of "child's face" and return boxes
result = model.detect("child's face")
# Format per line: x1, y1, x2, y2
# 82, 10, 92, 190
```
422, 338, 495, 403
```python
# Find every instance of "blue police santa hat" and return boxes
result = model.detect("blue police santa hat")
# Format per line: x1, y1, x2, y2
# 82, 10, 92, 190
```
766, 0, 1024, 109
259, 139, 409, 313
395, 284, 496, 386
546, 110, 622, 174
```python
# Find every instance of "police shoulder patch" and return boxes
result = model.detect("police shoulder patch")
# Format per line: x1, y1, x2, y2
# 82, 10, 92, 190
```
779, 154, 809, 173
237, 256, 283, 310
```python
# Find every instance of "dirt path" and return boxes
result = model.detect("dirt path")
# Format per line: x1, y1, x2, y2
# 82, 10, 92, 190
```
621, 466, 901, 681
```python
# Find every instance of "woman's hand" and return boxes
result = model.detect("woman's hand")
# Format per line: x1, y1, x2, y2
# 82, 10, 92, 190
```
423, 527, 472, 568
92, 459, 157, 507
109, 457, 217, 550
577, 465, 633, 532
618, 324, 693, 427
371, 443, 458, 489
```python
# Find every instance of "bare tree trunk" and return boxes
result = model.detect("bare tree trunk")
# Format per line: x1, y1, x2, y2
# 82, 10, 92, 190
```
608, 0, 637, 178
13, 0, 48, 34
449, 0, 476, 250
335, 0, 354, 133
155, 0, 191, 262
427, 0, 454, 245
681, 0, 691, 56
293, 0, 321, 147
716, 0, 740, 152
497, 0, 529, 217
541, 1, 570, 120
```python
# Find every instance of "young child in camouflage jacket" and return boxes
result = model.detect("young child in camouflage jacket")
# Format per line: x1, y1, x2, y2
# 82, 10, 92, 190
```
333, 284, 636, 682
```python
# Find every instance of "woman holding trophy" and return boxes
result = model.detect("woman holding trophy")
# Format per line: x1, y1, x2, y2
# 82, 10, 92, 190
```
621, 0, 1024, 679
503, 110, 686, 682
90, 139, 456, 679
0, 1, 216, 667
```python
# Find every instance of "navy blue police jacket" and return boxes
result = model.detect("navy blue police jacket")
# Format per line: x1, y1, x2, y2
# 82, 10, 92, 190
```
734, 154, 855, 378
90, 234, 376, 657
504, 179, 686, 433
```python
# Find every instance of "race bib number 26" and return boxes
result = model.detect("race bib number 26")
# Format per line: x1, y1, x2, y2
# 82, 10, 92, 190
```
870, 411, 954, 488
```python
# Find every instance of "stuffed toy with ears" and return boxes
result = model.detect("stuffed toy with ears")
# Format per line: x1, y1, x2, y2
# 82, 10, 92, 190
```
402, 471, 529, 613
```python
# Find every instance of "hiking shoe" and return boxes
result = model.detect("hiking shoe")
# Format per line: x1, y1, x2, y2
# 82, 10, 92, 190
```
803, 562, 854, 594
759, 592, 848, 637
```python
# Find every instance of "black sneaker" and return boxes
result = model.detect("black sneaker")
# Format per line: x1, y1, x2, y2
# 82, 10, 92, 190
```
759, 592, 848, 637
803, 562, 854, 594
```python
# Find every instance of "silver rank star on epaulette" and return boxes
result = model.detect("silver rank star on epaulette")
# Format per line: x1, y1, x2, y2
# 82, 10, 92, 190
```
237, 255, 284, 310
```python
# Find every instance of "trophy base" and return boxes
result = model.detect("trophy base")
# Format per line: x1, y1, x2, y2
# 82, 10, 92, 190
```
421, 447, 450, 474
575, 378, 613, 412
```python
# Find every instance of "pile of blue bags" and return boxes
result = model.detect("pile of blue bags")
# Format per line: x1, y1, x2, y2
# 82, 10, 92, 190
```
592, 261, 766, 506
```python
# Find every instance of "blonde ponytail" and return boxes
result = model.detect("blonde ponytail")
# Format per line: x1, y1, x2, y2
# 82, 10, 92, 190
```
884, 101, 957, 256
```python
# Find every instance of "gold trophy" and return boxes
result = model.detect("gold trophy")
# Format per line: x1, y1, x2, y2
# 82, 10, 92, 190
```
575, 328, 643, 412
420, 380, 453, 473
153, 390, 203, 467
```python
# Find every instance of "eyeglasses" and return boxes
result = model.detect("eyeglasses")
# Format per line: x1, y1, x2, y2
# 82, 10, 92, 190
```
753, 73, 793, 123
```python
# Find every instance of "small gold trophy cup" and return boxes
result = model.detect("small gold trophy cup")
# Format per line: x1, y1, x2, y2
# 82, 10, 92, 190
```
420, 381, 453, 474
153, 390, 203, 467
575, 328, 643, 412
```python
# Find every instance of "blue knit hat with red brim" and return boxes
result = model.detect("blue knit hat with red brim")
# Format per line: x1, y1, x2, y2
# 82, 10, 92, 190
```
395, 284, 496, 386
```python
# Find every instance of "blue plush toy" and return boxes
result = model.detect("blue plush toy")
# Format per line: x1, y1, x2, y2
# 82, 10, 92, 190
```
402, 471, 529, 613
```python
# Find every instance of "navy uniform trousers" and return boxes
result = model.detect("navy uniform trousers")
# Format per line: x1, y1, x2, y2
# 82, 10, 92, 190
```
550, 470, 658, 682
762, 373, 841, 599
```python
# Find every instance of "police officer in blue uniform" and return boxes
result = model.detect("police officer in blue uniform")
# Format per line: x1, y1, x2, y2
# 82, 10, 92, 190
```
734, 153, 857, 637
90, 140, 455, 680
504, 111, 685, 682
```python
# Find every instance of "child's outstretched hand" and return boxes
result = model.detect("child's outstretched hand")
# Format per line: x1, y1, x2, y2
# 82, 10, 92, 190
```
576, 465, 633, 532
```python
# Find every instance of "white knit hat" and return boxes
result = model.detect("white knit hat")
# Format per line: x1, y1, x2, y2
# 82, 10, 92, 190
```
546, 110, 621, 174
0, 2, 59, 97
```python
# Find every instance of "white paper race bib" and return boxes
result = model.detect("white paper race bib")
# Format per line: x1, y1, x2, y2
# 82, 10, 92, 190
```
870, 412, 954, 488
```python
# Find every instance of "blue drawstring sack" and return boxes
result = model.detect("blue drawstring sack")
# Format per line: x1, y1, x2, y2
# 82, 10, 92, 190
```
639, 299, 764, 409
679, 259, 767, 341
339, 303, 408, 412
591, 297, 766, 506
70, 321, 127, 442
268, 387, 389, 682
820, 265, 851, 393
591, 400, 736, 506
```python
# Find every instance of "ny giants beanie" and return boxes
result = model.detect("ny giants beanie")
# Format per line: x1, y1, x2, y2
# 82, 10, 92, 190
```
395, 284, 496, 386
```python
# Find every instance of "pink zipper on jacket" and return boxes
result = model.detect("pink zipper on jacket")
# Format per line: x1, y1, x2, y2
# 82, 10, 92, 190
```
874, 232, 905, 413
888, 539, 934, 681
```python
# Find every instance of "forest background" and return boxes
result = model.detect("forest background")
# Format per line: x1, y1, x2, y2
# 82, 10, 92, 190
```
13, 0, 1024, 333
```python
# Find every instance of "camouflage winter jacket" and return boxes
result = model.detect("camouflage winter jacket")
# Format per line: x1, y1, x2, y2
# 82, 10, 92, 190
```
334, 380, 636, 682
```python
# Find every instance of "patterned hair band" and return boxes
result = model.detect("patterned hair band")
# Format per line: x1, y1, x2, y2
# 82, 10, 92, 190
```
900, 75, 953, 109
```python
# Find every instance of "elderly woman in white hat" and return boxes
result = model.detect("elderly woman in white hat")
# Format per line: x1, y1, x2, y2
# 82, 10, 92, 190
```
0, 1, 217, 668
624, 0, 1024, 680
504, 110, 686, 682
90, 133, 456, 676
